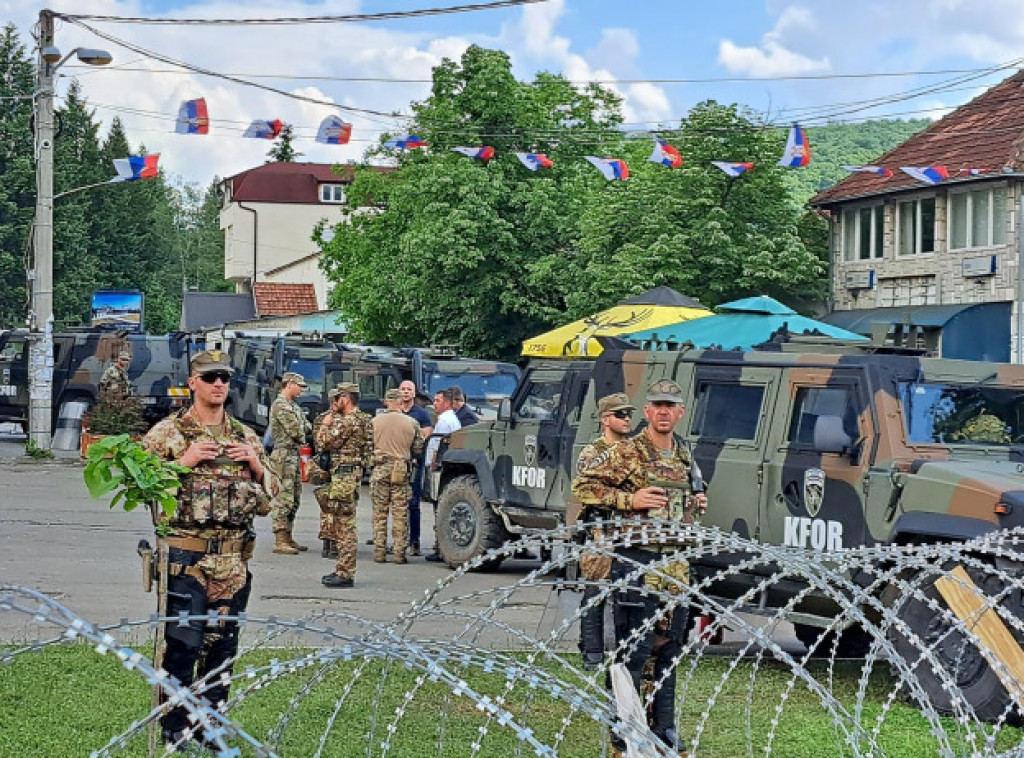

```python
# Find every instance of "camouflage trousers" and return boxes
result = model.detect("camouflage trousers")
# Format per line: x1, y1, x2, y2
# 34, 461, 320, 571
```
315, 469, 360, 579
269, 449, 301, 532
370, 463, 412, 558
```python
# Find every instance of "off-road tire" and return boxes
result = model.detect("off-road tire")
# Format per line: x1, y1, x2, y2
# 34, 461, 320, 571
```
436, 475, 508, 571
881, 564, 1024, 724
793, 622, 872, 659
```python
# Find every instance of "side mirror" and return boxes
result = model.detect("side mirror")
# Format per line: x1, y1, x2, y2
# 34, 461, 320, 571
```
498, 398, 512, 423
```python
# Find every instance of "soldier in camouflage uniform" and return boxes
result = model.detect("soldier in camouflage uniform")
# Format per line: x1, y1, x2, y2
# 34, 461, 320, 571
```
317, 383, 373, 588
572, 379, 708, 756
312, 399, 338, 559
98, 350, 133, 400
268, 372, 311, 554
370, 389, 424, 564
142, 350, 279, 749
575, 392, 635, 670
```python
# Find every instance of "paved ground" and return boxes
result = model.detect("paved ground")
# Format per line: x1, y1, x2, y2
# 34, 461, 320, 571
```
0, 425, 803, 655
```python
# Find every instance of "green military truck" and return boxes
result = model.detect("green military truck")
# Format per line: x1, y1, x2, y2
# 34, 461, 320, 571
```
425, 340, 1024, 720
0, 329, 191, 432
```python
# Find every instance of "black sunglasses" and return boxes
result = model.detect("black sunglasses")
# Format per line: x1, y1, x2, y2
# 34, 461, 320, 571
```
609, 409, 633, 419
198, 371, 231, 384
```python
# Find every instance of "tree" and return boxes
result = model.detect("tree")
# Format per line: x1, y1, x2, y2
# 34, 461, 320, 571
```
319, 46, 622, 359
266, 123, 300, 163
0, 24, 38, 327
174, 180, 232, 294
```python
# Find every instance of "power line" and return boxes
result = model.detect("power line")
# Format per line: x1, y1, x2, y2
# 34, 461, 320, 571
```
53, 0, 547, 26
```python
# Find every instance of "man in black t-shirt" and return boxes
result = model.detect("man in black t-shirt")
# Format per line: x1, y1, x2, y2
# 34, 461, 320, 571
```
398, 380, 432, 556
451, 386, 478, 427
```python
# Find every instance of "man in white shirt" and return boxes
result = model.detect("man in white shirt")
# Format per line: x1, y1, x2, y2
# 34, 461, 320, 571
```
424, 388, 462, 562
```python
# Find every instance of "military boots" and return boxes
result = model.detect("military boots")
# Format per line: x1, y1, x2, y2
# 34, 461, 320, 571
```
273, 531, 299, 555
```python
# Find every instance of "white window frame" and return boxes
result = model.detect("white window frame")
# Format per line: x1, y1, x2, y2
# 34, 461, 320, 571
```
896, 195, 936, 257
948, 184, 1006, 250
841, 204, 884, 262
320, 184, 346, 204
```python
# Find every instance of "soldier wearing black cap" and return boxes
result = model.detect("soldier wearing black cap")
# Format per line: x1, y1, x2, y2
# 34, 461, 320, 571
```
142, 349, 279, 749
572, 379, 708, 756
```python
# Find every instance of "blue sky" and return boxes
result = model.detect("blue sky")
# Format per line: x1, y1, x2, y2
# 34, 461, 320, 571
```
8, 0, 1024, 186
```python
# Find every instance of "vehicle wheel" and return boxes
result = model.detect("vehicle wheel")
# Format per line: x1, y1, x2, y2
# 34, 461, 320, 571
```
793, 622, 872, 658
882, 564, 1024, 723
436, 475, 508, 571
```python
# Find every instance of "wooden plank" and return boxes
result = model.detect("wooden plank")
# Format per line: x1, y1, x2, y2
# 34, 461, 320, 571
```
934, 565, 1024, 710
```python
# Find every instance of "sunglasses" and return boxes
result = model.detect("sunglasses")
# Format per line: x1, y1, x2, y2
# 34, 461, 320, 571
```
608, 409, 633, 419
198, 371, 231, 385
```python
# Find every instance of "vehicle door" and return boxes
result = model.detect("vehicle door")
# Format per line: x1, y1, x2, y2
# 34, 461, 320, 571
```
684, 364, 779, 551
759, 367, 873, 552
493, 368, 573, 511
0, 334, 28, 423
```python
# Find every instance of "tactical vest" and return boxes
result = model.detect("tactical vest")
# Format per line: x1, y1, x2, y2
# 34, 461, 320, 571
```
170, 411, 269, 528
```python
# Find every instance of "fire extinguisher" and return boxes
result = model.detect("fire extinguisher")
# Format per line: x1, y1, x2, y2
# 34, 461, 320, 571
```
299, 444, 312, 482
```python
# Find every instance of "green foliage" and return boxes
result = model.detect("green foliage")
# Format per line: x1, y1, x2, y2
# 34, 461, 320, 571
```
84, 392, 147, 435
82, 434, 188, 517
266, 123, 301, 163
24, 438, 54, 459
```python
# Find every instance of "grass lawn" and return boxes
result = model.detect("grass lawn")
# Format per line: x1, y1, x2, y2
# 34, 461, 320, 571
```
1, 644, 1021, 757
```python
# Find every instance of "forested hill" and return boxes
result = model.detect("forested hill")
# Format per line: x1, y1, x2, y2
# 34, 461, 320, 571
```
785, 119, 932, 206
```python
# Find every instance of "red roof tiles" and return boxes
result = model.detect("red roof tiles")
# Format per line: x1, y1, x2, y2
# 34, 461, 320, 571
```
811, 69, 1024, 206
225, 162, 354, 204
253, 282, 319, 316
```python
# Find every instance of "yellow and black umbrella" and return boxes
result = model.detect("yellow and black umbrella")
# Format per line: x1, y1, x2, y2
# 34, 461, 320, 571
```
522, 286, 711, 358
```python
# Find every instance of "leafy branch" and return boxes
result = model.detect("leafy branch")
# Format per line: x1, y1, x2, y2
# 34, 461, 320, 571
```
83, 434, 189, 518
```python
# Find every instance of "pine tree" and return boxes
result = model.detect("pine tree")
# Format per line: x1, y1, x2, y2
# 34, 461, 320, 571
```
266, 123, 301, 163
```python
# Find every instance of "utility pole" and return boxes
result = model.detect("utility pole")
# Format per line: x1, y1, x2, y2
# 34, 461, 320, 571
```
29, 10, 56, 449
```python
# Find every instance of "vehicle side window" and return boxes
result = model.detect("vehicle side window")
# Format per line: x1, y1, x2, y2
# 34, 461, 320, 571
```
788, 387, 858, 445
690, 382, 764, 440
517, 381, 563, 421
244, 353, 260, 377
2, 341, 25, 360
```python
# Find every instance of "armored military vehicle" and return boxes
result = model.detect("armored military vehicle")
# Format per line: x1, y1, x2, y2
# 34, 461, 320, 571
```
425, 339, 1024, 720
0, 329, 191, 432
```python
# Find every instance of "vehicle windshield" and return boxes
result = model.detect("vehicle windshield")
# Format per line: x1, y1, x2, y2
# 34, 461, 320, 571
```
426, 371, 519, 408
899, 381, 1024, 445
286, 358, 326, 396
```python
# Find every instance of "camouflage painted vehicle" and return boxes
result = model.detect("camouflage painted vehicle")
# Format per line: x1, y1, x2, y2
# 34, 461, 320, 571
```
426, 340, 1024, 720
0, 329, 191, 431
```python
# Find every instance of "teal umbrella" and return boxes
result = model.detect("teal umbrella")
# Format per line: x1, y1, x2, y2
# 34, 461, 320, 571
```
624, 296, 867, 350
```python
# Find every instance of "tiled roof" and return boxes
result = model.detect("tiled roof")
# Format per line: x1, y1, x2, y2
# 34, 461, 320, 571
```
253, 282, 319, 316
811, 69, 1024, 206
225, 162, 354, 204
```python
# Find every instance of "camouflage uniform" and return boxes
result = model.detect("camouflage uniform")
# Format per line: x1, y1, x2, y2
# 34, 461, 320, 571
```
268, 392, 310, 533
143, 404, 278, 742
312, 409, 336, 543
315, 405, 372, 579
572, 427, 701, 748
575, 435, 615, 667
98, 361, 132, 400
370, 408, 424, 563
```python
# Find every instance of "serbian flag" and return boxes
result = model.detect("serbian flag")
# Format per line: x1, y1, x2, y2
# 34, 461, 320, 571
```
649, 137, 682, 168
175, 98, 208, 135
584, 155, 629, 181
385, 135, 427, 150
452, 146, 495, 164
778, 123, 810, 167
110, 154, 159, 182
316, 116, 352, 145
900, 166, 949, 184
243, 119, 284, 139
712, 161, 754, 178
842, 165, 892, 177
516, 152, 554, 171
957, 167, 988, 176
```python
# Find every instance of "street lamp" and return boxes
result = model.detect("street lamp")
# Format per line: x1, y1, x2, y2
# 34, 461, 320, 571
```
29, 10, 112, 449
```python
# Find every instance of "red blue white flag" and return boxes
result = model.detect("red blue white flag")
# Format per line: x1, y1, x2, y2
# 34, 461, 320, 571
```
900, 166, 949, 184
778, 123, 810, 167
175, 98, 209, 135
452, 146, 495, 164
711, 161, 754, 178
516, 152, 554, 171
584, 155, 629, 180
385, 135, 427, 149
110, 154, 160, 182
316, 116, 352, 145
842, 165, 893, 177
956, 167, 988, 176
648, 137, 682, 168
243, 119, 284, 139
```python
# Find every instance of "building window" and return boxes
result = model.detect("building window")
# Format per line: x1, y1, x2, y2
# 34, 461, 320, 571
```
841, 205, 883, 261
949, 186, 1006, 250
320, 184, 346, 203
897, 197, 935, 256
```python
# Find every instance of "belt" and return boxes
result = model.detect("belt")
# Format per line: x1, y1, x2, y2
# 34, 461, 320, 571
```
164, 535, 248, 555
